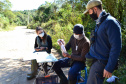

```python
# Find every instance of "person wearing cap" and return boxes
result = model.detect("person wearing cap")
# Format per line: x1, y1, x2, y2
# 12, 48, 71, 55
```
84, 0, 122, 84
52, 24, 90, 84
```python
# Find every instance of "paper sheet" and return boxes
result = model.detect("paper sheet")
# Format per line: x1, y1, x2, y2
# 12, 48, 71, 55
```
23, 51, 58, 63
57, 39, 67, 53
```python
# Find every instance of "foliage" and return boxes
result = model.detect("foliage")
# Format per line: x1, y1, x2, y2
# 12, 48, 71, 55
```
27, 21, 40, 29
0, 0, 37, 30
3, 9, 16, 24
0, 0, 126, 83
27, 0, 126, 83
0, 0, 12, 30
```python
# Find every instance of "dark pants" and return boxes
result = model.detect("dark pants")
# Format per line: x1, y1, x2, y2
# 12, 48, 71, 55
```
52, 58, 85, 80
87, 60, 106, 84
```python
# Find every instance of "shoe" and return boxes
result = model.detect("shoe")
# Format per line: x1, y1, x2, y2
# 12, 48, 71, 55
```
27, 59, 38, 80
27, 72, 36, 80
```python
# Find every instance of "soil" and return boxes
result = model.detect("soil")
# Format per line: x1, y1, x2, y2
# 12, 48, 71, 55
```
0, 26, 69, 84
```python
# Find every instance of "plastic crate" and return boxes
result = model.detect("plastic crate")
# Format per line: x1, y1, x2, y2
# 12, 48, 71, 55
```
36, 75, 58, 84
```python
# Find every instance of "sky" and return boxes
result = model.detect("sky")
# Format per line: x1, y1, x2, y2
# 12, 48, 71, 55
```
9, 0, 54, 11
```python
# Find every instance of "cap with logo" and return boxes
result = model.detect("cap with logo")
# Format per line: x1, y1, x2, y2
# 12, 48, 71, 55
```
83, 0, 102, 14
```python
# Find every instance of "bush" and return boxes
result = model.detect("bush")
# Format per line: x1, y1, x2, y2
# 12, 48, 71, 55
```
0, 14, 9, 29
27, 21, 41, 29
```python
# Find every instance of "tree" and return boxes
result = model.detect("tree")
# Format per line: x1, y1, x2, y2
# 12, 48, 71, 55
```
102, 0, 125, 27
3, 9, 16, 24
0, 0, 11, 12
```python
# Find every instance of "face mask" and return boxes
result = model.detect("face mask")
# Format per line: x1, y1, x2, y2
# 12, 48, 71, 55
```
89, 9, 98, 20
74, 34, 84, 40
74, 34, 79, 39
39, 32, 44, 37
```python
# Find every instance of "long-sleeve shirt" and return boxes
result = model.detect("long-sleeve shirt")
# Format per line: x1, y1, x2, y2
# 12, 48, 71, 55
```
65, 35, 90, 62
34, 35, 52, 53
86, 11, 122, 73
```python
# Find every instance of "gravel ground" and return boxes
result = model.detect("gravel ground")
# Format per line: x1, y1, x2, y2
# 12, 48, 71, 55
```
0, 26, 69, 84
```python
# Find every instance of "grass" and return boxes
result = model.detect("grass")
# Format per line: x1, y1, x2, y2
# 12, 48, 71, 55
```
0, 26, 16, 31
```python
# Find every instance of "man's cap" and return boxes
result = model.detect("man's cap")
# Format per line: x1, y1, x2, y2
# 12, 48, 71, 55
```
83, 0, 102, 14
73, 24, 84, 34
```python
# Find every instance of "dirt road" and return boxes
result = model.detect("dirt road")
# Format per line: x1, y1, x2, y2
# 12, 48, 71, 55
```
0, 26, 68, 84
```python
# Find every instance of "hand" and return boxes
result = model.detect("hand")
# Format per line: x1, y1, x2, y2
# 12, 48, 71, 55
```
58, 41, 62, 46
35, 48, 40, 51
103, 69, 112, 78
46, 47, 48, 50
62, 52, 71, 58
40, 47, 45, 50
58, 39, 65, 46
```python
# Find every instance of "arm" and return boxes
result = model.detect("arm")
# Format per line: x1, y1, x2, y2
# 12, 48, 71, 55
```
34, 37, 38, 48
65, 35, 73, 51
34, 37, 40, 51
63, 42, 90, 62
47, 35, 52, 50
105, 20, 122, 73
71, 42, 90, 61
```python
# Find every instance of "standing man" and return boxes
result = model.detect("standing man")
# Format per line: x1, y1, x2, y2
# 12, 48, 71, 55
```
84, 0, 122, 84
53, 24, 90, 84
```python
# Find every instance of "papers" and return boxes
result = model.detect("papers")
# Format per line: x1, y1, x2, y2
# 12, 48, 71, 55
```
61, 44, 67, 53
37, 54, 58, 63
57, 39, 67, 53
23, 51, 58, 63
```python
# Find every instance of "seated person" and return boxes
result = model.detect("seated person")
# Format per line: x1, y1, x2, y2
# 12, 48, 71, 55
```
27, 27, 52, 80
53, 24, 90, 84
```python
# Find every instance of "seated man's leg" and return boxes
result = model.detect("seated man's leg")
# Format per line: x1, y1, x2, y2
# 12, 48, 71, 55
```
87, 60, 105, 84
53, 57, 70, 84
68, 61, 85, 84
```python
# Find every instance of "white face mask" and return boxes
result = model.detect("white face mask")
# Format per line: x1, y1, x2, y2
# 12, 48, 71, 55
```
74, 34, 84, 40
74, 34, 80, 39
39, 32, 44, 37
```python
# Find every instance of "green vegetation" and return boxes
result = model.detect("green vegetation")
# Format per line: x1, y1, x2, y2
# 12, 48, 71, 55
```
0, 0, 126, 83
0, 0, 36, 31
27, 0, 126, 83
